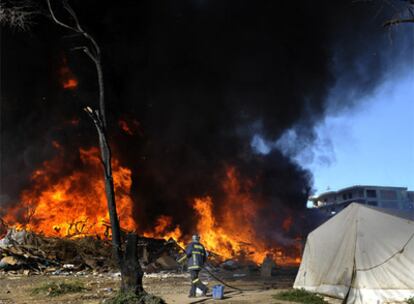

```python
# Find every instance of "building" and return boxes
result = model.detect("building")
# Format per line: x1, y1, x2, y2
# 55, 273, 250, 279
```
309, 185, 414, 215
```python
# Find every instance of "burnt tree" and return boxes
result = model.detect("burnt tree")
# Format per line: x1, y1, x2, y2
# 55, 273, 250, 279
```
382, 0, 414, 26
46, 0, 143, 293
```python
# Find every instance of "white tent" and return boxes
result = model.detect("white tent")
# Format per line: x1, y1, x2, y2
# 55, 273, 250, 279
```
294, 203, 414, 304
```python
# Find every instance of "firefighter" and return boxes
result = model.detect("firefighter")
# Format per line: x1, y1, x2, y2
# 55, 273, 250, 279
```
177, 234, 209, 298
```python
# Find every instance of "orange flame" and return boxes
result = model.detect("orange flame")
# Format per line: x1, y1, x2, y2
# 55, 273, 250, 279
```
59, 56, 78, 90
143, 215, 184, 247
118, 118, 143, 136
4, 147, 136, 237
192, 167, 267, 264
63, 78, 78, 89
119, 120, 134, 135
4, 153, 301, 265
193, 167, 302, 265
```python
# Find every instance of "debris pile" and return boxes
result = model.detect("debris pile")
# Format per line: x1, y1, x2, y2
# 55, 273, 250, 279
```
138, 237, 182, 272
0, 229, 114, 274
0, 228, 284, 278
0, 229, 184, 275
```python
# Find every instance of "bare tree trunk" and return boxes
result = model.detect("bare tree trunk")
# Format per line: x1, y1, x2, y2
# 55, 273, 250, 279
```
47, 0, 143, 294
121, 234, 144, 294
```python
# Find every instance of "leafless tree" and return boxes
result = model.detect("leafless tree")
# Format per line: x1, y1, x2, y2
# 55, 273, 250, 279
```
0, 0, 40, 30
382, 0, 414, 26
354, 0, 414, 26
2, 0, 144, 295
45, 0, 144, 294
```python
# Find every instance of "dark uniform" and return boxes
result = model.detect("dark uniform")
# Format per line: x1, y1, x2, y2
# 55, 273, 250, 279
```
178, 241, 208, 297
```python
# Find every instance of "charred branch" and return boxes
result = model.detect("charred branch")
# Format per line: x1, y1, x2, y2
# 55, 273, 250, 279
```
46, 0, 106, 126
46, 0, 144, 294
384, 17, 414, 26
381, 0, 414, 26
0, 0, 40, 31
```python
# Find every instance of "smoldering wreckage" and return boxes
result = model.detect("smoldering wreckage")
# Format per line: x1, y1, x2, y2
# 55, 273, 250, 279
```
2, 0, 414, 303
0, 222, 297, 277
0, 221, 300, 303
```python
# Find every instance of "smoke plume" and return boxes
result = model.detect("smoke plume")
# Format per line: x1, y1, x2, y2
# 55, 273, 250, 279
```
0, 0, 411, 241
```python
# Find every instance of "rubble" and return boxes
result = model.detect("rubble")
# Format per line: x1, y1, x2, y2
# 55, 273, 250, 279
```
0, 228, 274, 278
220, 259, 241, 270
0, 256, 21, 270
0, 228, 185, 275
0, 229, 112, 274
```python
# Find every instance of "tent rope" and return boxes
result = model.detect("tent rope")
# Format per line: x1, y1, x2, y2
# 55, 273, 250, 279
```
355, 232, 414, 272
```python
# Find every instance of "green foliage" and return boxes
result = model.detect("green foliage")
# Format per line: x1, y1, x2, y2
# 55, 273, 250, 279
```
273, 289, 328, 304
406, 296, 414, 304
31, 281, 86, 297
107, 291, 165, 304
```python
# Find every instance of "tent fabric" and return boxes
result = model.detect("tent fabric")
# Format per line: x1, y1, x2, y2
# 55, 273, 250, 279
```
294, 203, 414, 304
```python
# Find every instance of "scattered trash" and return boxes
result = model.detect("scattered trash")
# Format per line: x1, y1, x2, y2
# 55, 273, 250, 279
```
0, 229, 185, 275
221, 259, 240, 270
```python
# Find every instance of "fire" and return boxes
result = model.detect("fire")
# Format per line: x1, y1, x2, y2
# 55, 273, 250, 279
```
118, 118, 142, 136
59, 56, 78, 90
63, 79, 78, 89
193, 167, 267, 264
119, 120, 134, 135
52, 140, 62, 150
4, 147, 136, 237
193, 167, 302, 265
143, 215, 184, 247
4, 149, 301, 265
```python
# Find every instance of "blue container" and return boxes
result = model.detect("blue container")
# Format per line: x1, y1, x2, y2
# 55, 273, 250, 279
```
212, 284, 224, 300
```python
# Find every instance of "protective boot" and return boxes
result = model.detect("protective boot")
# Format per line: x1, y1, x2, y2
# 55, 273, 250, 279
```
201, 286, 209, 297
189, 284, 196, 298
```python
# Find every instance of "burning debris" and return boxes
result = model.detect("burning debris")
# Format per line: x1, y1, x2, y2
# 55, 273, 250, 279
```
1, 146, 304, 266
2, 5, 403, 300
2, 147, 136, 238
0, 224, 299, 278
59, 55, 78, 90
0, 228, 186, 275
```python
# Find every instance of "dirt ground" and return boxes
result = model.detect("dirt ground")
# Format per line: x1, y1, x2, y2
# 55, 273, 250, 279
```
0, 268, 304, 304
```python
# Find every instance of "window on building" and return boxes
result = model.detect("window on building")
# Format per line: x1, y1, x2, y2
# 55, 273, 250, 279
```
358, 190, 364, 197
380, 190, 397, 200
367, 201, 377, 206
348, 193, 353, 199
367, 190, 377, 198
382, 201, 398, 209
342, 193, 347, 200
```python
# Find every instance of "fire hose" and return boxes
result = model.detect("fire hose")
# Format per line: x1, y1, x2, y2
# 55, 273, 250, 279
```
201, 263, 243, 292
173, 241, 244, 292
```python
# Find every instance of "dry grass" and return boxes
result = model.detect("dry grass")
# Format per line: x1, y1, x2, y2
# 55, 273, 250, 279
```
273, 289, 327, 304
106, 291, 165, 304
31, 280, 87, 297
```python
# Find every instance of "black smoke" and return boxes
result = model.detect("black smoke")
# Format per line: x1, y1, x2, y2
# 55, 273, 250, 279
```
0, 1, 411, 239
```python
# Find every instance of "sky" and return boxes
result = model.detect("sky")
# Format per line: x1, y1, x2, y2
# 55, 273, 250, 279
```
250, 68, 414, 201
2, 1, 413, 234
304, 71, 414, 196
